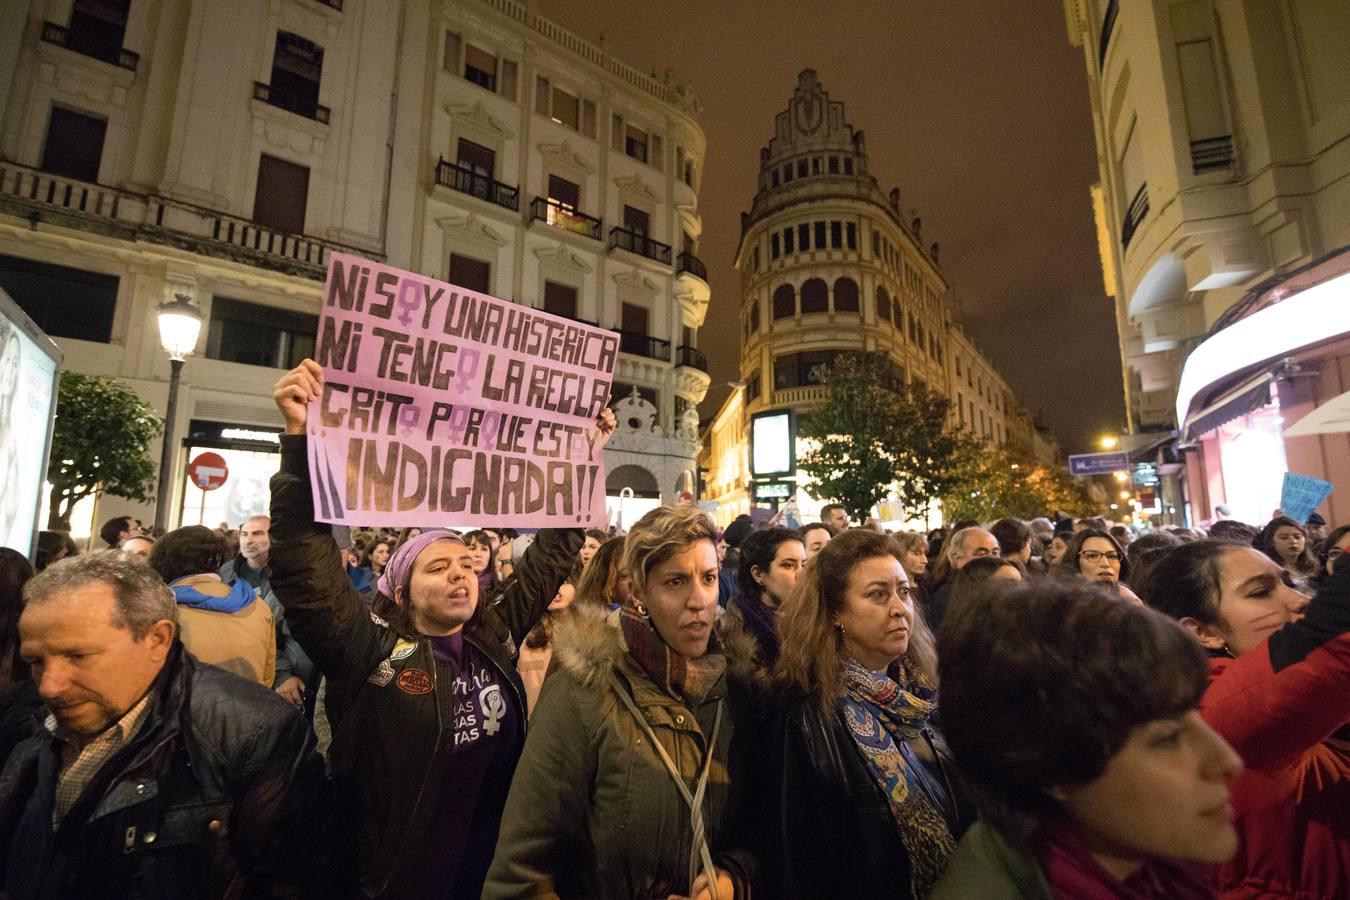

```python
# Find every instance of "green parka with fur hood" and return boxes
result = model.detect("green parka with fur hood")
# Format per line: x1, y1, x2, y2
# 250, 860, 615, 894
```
483, 604, 761, 899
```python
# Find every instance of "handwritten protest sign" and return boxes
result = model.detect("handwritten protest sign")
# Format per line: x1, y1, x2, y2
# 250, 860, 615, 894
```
306, 253, 617, 527
1280, 472, 1334, 525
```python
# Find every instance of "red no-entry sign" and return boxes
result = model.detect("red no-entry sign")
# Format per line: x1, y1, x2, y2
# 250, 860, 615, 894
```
187, 452, 229, 492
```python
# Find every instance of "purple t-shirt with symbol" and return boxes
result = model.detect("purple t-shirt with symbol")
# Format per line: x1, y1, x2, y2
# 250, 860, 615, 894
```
411, 630, 520, 896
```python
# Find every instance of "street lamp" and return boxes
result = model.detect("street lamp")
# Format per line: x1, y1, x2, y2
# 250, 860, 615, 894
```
153, 295, 203, 533
1099, 435, 1119, 450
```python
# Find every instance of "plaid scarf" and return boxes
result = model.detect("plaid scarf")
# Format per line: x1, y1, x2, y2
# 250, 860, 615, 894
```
841, 657, 956, 898
619, 607, 726, 707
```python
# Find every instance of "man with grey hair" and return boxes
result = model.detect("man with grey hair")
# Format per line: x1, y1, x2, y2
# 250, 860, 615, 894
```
1, 553, 337, 898
926, 526, 1001, 632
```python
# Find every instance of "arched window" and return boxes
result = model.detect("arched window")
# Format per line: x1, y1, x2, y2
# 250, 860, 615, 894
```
875, 286, 891, 324
834, 277, 860, 313
772, 284, 796, 320
801, 278, 828, 314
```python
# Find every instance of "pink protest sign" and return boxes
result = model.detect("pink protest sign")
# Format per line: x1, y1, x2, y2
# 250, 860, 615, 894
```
306, 253, 617, 527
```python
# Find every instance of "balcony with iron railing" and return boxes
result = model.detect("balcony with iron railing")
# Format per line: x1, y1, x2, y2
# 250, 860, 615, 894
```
1121, 183, 1149, 250
608, 227, 672, 265
676, 250, 708, 281
253, 82, 330, 124
675, 345, 708, 371
41, 21, 139, 71
617, 330, 672, 362
0, 160, 377, 279
530, 197, 602, 241
435, 158, 519, 211
1190, 136, 1235, 174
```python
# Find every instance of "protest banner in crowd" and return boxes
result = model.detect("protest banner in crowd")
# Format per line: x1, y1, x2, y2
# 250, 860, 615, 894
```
306, 253, 617, 527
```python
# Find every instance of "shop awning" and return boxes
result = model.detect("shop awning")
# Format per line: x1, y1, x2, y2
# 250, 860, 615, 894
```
1176, 270, 1350, 436
1117, 430, 1176, 461
1183, 379, 1271, 442
1284, 389, 1350, 437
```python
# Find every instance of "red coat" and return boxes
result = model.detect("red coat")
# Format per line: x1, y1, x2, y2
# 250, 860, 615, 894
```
1201, 569, 1350, 899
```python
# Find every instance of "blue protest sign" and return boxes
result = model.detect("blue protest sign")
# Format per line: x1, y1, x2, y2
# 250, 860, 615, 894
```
1280, 473, 1333, 524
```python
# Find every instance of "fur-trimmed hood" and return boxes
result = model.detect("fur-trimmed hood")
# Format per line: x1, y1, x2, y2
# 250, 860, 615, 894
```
551, 603, 629, 691
551, 603, 761, 692
716, 605, 766, 684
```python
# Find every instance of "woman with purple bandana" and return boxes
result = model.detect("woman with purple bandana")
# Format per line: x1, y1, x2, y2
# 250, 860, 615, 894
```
267, 360, 615, 899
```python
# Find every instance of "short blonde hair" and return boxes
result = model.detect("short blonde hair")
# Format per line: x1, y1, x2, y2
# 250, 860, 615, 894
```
621, 506, 717, 600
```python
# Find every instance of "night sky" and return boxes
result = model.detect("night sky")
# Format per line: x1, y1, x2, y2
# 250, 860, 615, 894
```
535, 0, 1125, 453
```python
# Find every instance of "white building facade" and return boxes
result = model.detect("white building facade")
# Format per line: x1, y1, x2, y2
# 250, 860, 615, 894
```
386, 0, 711, 518
0, 0, 710, 537
1064, 0, 1350, 525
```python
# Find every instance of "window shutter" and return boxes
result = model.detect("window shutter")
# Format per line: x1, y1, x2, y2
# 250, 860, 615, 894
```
443, 31, 461, 72
581, 99, 597, 138
499, 58, 518, 101
650, 133, 663, 170
611, 113, 624, 152
535, 75, 550, 115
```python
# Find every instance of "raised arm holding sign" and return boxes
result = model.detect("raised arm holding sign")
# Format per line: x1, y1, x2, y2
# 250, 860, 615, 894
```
267, 350, 613, 898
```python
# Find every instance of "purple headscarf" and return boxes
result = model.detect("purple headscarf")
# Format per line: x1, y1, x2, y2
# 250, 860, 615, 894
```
375, 529, 465, 603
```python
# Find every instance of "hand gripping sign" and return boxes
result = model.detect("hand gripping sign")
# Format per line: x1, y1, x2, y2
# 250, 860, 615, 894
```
306, 253, 618, 528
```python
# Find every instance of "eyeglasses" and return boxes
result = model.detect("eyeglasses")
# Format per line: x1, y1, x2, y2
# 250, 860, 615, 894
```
1080, 550, 1123, 563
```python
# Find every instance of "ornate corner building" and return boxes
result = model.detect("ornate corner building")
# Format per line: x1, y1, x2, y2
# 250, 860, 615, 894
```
702, 70, 1044, 524
0, 0, 710, 536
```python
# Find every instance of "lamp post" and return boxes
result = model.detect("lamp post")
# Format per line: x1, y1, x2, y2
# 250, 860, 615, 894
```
153, 295, 203, 534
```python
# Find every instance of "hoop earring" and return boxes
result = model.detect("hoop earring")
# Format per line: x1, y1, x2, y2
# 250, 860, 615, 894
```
634, 601, 650, 619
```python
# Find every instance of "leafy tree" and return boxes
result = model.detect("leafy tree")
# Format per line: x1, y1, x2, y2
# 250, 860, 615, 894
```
797, 351, 905, 523
797, 351, 970, 525
940, 443, 1099, 521
798, 350, 1099, 525
887, 386, 971, 525
46, 371, 161, 530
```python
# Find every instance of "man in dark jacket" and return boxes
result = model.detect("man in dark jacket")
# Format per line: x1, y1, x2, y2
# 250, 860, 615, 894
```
0, 553, 335, 899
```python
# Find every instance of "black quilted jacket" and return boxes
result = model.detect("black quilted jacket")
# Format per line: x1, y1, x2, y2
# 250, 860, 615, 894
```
0, 644, 335, 899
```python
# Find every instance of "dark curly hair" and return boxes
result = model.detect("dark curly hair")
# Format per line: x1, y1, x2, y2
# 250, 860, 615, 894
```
147, 526, 228, 584
1055, 528, 1131, 584
736, 527, 804, 606
937, 579, 1209, 843
1258, 516, 1316, 576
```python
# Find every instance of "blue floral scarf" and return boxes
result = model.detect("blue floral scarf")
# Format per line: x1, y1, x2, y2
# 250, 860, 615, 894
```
840, 657, 956, 898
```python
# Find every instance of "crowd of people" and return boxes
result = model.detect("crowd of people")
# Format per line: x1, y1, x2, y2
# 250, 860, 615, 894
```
0, 358, 1344, 898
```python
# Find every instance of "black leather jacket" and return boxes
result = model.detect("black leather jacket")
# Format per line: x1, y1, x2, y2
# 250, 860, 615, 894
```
268, 435, 580, 898
760, 688, 971, 899
0, 644, 334, 899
